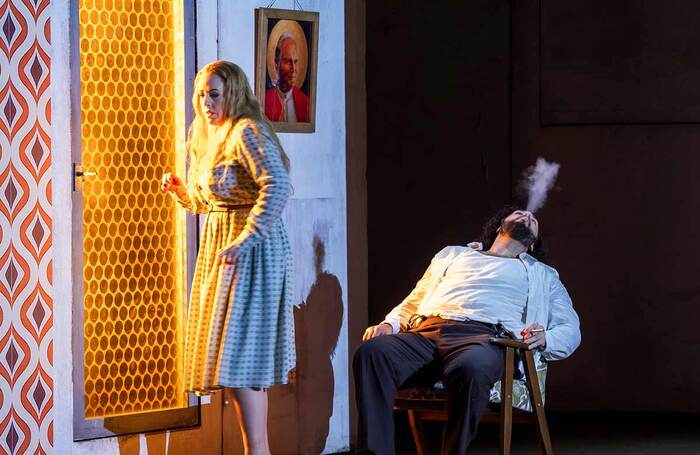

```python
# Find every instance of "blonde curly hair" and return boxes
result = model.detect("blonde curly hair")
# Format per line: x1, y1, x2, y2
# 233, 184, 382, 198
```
186, 60, 290, 182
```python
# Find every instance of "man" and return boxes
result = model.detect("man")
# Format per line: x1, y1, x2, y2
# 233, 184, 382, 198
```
354, 207, 581, 454
265, 32, 310, 123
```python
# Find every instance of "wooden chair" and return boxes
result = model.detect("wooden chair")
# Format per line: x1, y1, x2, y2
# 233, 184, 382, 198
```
394, 338, 554, 454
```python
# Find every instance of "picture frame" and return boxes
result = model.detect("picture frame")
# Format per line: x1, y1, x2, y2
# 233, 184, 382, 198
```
255, 8, 319, 133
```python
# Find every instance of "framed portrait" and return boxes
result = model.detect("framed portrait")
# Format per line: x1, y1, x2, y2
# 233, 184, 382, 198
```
255, 8, 319, 133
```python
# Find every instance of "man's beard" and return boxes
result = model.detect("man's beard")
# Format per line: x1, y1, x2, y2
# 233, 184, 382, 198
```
501, 219, 536, 247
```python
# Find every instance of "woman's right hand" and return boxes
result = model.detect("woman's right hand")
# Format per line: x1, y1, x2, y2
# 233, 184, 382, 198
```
161, 172, 186, 197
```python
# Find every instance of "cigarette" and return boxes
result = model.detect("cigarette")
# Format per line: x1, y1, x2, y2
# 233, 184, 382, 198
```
520, 328, 545, 336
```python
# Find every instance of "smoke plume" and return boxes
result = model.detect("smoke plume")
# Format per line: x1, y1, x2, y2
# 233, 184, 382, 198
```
523, 157, 560, 213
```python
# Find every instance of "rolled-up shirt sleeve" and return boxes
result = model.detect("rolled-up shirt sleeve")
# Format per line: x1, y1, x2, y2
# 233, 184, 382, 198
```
543, 275, 581, 360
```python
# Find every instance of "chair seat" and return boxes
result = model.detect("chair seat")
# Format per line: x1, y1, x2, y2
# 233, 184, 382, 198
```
395, 354, 548, 412
491, 353, 548, 412
394, 340, 554, 455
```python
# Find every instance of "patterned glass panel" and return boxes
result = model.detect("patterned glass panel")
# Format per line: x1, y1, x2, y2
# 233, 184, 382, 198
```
78, 0, 187, 418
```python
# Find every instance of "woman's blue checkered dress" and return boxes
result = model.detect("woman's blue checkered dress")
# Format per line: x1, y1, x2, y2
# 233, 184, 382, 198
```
174, 118, 294, 391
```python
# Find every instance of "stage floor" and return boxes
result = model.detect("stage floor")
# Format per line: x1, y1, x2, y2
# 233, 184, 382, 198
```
393, 411, 700, 454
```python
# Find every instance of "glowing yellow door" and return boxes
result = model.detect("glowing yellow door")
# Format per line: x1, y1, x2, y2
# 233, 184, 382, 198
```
77, 0, 188, 419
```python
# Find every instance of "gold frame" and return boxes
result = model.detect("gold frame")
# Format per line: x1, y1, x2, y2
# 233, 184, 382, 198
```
255, 8, 319, 133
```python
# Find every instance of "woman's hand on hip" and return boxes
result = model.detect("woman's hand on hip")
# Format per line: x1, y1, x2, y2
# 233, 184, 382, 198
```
217, 244, 241, 266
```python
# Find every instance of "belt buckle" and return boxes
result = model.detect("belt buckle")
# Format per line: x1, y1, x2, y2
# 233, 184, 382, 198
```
494, 323, 515, 339
409, 315, 426, 329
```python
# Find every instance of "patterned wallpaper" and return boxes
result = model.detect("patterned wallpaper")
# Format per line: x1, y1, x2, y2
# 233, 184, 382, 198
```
0, 0, 54, 453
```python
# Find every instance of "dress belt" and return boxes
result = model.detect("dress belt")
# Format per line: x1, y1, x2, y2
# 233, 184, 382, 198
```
208, 203, 255, 212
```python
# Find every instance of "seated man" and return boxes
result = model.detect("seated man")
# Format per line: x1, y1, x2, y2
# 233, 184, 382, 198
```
353, 207, 581, 454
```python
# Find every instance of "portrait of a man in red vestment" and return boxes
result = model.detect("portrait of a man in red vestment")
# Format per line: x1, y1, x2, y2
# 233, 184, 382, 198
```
265, 33, 310, 123
255, 10, 319, 133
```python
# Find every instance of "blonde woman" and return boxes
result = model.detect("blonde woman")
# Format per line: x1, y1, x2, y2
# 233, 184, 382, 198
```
161, 60, 294, 455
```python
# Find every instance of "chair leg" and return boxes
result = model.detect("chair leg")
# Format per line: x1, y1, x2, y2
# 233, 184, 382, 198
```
523, 351, 554, 455
407, 410, 428, 455
500, 346, 514, 455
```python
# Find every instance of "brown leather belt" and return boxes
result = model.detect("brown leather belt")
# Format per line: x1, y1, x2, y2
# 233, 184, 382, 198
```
409, 315, 503, 334
208, 203, 254, 212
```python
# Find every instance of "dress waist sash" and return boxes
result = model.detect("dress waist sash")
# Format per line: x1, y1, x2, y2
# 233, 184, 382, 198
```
208, 202, 255, 212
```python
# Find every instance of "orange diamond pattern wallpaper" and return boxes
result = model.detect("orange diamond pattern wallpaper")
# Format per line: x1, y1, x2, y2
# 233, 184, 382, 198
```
0, 0, 54, 453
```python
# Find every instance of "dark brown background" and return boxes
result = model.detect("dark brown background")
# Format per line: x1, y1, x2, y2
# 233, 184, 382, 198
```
364, 0, 700, 413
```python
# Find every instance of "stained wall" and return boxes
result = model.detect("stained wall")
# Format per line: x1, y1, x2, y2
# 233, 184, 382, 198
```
217, 1, 350, 451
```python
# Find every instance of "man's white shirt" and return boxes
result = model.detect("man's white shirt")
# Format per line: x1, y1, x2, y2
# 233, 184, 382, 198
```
415, 248, 529, 333
382, 243, 581, 362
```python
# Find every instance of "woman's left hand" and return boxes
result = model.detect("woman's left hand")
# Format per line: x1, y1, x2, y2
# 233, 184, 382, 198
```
217, 244, 241, 266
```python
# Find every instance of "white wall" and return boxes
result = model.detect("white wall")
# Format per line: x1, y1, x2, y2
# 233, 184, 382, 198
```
51, 0, 77, 452
51, 0, 349, 453
217, 1, 349, 452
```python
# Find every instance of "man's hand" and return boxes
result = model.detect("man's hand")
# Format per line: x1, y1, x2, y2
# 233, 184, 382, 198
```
521, 322, 546, 351
362, 323, 393, 341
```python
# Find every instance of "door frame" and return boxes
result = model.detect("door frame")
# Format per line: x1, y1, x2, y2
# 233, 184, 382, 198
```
69, 0, 201, 441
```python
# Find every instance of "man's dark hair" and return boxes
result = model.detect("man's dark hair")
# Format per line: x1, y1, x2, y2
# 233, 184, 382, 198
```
477, 205, 546, 262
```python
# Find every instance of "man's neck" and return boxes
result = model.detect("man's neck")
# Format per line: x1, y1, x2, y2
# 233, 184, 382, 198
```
276, 84, 292, 97
486, 235, 527, 258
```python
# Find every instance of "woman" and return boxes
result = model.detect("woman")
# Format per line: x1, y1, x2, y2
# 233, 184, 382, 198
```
161, 60, 294, 455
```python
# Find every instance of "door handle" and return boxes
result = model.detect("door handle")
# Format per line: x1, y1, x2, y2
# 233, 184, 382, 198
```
73, 163, 96, 191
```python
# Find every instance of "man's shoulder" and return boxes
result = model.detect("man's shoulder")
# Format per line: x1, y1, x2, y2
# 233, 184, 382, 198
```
434, 245, 470, 259
266, 87, 284, 107
265, 88, 277, 107
522, 254, 561, 279
293, 85, 310, 101
541, 262, 560, 280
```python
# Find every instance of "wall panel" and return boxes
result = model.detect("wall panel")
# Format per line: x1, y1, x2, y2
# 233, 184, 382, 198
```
0, 0, 54, 453
366, 0, 512, 325
218, 2, 350, 451
541, 0, 700, 124
514, 0, 700, 411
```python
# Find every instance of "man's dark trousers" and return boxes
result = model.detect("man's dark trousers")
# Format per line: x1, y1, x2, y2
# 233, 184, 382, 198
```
353, 318, 505, 454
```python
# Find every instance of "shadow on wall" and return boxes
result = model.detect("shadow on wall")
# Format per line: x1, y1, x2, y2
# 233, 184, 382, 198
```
218, 233, 344, 454
116, 234, 344, 455
293, 234, 344, 454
